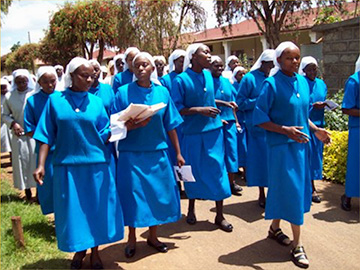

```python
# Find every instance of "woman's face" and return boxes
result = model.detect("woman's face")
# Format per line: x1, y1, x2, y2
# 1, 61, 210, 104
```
277, 47, 300, 76
56, 68, 63, 77
228, 59, 239, 71
235, 69, 246, 82
126, 51, 138, 72
174, 56, 184, 73
193, 45, 212, 69
115, 58, 124, 73
70, 64, 94, 91
14, 75, 29, 92
38, 73, 57, 94
133, 56, 154, 83
91, 63, 101, 82
303, 63, 317, 81
155, 60, 165, 77
210, 59, 224, 78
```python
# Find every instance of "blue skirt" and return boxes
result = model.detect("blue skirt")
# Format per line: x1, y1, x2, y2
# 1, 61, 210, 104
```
53, 161, 124, 252
237, 125, 247, 167
246, 131, 268, 187
265, 143, 312, 225
117, 150, 181, 228
166, 125, 183, 166
37, 151, 54, 215
309, 131, 324, 180
223, 121, 239, 173
345, 127, 360, 198
182, 128, 231, 200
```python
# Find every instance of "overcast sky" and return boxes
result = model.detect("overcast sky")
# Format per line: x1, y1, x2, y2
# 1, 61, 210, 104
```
0, 0, 218, 56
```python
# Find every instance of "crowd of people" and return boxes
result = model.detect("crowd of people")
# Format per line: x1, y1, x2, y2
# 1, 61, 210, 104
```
1, 41, 359, 270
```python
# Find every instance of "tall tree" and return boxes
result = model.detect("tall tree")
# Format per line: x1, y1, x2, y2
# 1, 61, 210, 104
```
4, 43, 39, 73
1, 0, 13, 26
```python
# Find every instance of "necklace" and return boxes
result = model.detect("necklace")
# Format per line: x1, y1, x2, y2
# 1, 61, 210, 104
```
67, 91, 87, 113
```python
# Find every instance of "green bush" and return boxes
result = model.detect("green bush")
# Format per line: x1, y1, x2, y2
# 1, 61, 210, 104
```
324, 89, 349, 131
322, 130, 348, 184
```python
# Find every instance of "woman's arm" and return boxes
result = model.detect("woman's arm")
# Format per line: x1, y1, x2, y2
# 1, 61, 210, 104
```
258, 121, 310, 143
180, 107, 220, 118
167, 129, 185, 167
33, 143, 50, 186
342, 108, 360, 117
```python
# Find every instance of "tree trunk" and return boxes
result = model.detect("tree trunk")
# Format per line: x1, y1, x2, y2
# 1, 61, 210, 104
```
98, 39, 105, 63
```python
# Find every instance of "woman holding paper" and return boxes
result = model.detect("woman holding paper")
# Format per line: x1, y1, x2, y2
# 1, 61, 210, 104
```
33, 57, 124, 270
299, 56, 328, 203
113, 52, 184, 258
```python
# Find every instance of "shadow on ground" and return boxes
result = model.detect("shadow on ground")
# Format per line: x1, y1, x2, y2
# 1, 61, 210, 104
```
21, 258, 72, 269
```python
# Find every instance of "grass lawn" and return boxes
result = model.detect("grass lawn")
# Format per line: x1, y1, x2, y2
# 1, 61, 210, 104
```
1, 169, 70, 270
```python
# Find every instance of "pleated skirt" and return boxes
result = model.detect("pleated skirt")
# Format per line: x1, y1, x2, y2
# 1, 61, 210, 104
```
223, 121, 239, 173
345, 127, 360, 198
309, 131, 324, 180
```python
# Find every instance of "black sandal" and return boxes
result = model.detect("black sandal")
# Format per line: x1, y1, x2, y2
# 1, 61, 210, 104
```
268, 226, 291, 246
291, 246, 309, 269
215, 218, 233, 232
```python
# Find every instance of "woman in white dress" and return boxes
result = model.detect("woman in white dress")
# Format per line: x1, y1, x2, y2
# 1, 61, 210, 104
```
1, 78, 11, 153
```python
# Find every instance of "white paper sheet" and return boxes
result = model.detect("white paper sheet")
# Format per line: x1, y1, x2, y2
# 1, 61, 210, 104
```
173, 165, 196, 182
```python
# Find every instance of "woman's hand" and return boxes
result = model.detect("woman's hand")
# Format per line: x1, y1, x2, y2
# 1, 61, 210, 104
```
282, 126, 310, 143
314, 128, 332, 144
198, 107, 221, 118
125, 117, 152, 131
176, 154, 185, 168
313, 102, 327, 109
33, 166, 45, 186
12, 122, 24, 137
221, 119, 229, 125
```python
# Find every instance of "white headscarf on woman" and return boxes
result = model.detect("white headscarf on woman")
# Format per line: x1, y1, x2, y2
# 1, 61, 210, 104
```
35, 66, 58, 92
11, 69, 36, 92
355, 55, 360, 73
123, 47, 140, 72
64, 57, 90, 89
210, 55, 222, 64
168, 49, 186, 73
231, 66, 246, 83
269, 41, 299, 77
298, 56, 318, 76
113, 54, 125, 74
89, 59, 103, 82
132, 52, 161, 85
183, 43, 204, 72
225, 55, 239, 71
250, 49, 275, 72
1, 78, 11, 91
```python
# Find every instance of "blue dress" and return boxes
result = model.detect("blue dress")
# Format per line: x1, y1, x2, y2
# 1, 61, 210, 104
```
112, 69, 133, 94
306, 77, 327, 181
33, 89, 124, 252
253, 71, 312, 225
342, 72, 360, 198
237, 69, 268, 187
172, 68, 231, 200
24, 90, 60, 215
113, 82, 183, 227
214, 76, 239, 173
233, 81, 247, 167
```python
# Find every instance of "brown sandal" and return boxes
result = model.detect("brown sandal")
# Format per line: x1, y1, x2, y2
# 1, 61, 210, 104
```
268, 226, 291, 246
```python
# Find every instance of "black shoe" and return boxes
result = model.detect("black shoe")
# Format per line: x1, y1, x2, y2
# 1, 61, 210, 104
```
231, 183, 242, 196
258, 199, 266, 209
186, 212, 197, 225
70, 260, 82, 270
312, 194, 321, 203
215, 218, 233, 232
147, 239, 168, 253
341, 194, 351, 211
124, 245, 136, 258
90, 255, 104, 269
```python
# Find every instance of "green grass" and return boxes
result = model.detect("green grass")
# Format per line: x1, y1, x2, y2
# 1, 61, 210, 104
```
1, 169, 70, 270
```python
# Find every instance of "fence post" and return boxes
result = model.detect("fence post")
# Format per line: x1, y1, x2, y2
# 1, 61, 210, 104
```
11, 216, 25, 248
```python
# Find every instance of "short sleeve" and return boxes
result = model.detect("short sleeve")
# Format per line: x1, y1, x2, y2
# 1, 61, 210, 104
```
163, 93, 183, 132
236, 75, 257, 111
342, 77, 357, 109
172, 77, 185, 111
112, 73, 121, 94
33, 98, 56, 146
24, 100, 36, 133
252, 81, 275, 126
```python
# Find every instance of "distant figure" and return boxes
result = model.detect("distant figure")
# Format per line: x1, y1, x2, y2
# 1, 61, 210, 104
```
154, 55, 167, 78
1, 79, 11, 154
54, 65, 65, 91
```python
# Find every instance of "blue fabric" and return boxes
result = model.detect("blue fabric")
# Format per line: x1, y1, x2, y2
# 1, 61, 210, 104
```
265, 143, 311, 225
246, 134, 268, 187
112, 69, 133, 94
253, 71, 310, 146
53, 162, 124, 252
182, 129, 231, 200
307, 77, 327, 127
89, 82, 115, 116
113, 82, 183, 152
159, 71, 178, 96
117, 150, 181, 227
213, 76, 237, 121
345, 127, 360, 197
222, 121, 239, 173
309, 130, 324, 181
33, 89, 111, 165
342, 72, 360, 128
172, 68, 223, 134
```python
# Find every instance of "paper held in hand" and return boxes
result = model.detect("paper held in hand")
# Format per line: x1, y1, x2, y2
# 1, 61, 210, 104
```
324, 100, 339, 111
173, 165, 196, 182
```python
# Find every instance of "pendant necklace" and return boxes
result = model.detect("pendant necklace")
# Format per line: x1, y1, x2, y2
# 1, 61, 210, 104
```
67, 91, 87, 113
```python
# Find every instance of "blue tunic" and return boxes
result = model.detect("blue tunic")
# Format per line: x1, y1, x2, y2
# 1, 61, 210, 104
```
237, 69, 268, 187
160, 71, 178, 96
33, 89, 124, 252
172, 68, 231, 200
113, 82, 182, 227
24, 90, 59, 215
253, 71, 312, 225
342, 72, 360, 197
306, 77, 328, 181
214, 76, 239, 173
112, 69, 133, 94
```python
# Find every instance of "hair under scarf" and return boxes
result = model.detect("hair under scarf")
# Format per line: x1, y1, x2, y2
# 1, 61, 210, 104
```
250, 49, 275, 71
113, 54, 125, 74
64, 57, 90, 89
35, 66, 58, 92
183, 43, 205, 72
168, 49, 186, 73
11, 69, 36, 91
269, 41, 299, 77
298, 56, 318, 76
132, 52, 161, 85
225, 55, 239, 71
123, 47, 140, 72
231, 66, 246, 83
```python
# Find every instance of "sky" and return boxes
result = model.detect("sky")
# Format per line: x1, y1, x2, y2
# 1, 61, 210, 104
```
0, 0, 219, 56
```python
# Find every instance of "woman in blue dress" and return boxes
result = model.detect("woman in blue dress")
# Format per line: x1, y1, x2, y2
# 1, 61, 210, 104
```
33, 57, 124, 270
112, 47, 140, 94
210, 56, 242, 196
172, 43, 233, 232
237, 49, 275, 208
340, 56, 360, 211
299, 56, 328, 204
113, 52, 184, 258
24, 66, 59, 215
253, 42, 331, 268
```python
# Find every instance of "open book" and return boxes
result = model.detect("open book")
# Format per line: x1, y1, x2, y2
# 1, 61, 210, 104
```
324, 100, 339, 111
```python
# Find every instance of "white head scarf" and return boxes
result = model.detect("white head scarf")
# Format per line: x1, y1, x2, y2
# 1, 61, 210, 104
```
168, 49, 186, 73
250, 49, 275, 71
1, 78, 11, 92
154, 55, 167, 64
11, 69, 36, 91
64, 57, 90, 89
132, 52, 161, 85
210, 55, 223, 64
89, 59, 103, 83
54, 65, 64, 78
35, 66, 58, 92
183, 43, 204, 72
298, 56, 318, 76
231, 66, 246, 83
123, 47, 140, 71
100, 66, 108, 73
113, 54, 125, 74
225, 55, 239, 71
355, 55, 360, 73
269, 41, 299, 77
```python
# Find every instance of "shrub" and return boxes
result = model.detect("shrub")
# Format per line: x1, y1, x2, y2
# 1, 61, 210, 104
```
324, 89, 348, 131
322, 130, 348, 184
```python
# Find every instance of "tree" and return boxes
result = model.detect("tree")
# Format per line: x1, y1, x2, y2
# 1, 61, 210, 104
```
1, 0, 13, 26
10, 41, 21, 52
4, 43, 39, 73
